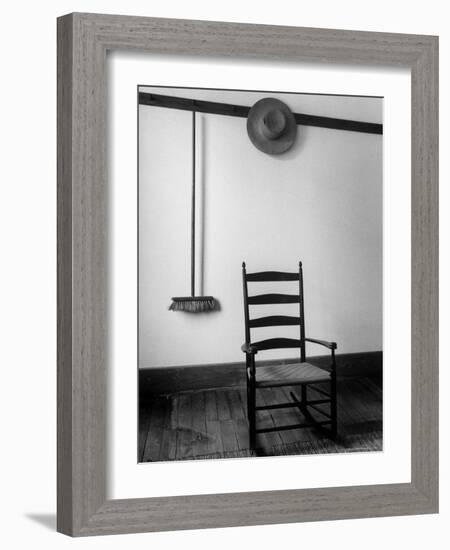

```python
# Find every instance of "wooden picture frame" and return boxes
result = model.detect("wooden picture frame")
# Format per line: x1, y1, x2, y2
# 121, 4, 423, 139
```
57, 12, 438, 536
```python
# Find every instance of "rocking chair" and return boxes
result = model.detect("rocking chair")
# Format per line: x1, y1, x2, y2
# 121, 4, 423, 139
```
242, 261, 338, 451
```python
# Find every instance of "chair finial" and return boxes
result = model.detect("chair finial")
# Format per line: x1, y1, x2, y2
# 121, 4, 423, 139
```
242, 261, 246, 269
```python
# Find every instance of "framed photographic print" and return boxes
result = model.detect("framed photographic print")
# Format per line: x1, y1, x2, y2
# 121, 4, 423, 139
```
57, 13, 438, 536
137, 85, 383, 464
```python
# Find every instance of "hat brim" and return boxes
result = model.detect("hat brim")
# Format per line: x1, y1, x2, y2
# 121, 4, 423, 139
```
247, 98, 298, 155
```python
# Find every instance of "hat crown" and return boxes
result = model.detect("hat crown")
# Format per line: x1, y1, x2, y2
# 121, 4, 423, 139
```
261, 108, 286, 140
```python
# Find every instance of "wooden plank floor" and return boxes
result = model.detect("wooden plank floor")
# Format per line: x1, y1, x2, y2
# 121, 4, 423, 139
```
139, 377, 382, 462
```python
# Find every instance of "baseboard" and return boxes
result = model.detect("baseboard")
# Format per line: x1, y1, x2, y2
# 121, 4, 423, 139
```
139, 351, 382, 396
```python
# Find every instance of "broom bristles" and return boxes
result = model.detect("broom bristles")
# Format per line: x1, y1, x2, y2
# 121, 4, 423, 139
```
169, 296, 220, 313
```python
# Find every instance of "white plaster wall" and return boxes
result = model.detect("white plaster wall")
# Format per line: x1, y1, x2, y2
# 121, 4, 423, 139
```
139, 87, 382, 367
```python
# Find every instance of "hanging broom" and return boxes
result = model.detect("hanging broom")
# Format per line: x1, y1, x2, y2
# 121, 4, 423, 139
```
169, 110, 219, 313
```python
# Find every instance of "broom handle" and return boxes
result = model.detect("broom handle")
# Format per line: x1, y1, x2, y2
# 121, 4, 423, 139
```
191, 110, 196, 297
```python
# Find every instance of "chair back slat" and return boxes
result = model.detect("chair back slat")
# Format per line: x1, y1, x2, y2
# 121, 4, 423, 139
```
252, 337, 301, 351
247, 293, 300, 305
246, 271, 299, 282
242, 261, 306, 361
249, 315, 300, 328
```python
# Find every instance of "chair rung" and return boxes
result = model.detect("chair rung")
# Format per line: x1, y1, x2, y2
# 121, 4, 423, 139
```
255, 401, 299, 411
256, 398, 329, 411
256, 420, 331, 434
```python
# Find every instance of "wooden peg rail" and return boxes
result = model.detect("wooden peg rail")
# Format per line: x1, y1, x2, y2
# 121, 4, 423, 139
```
138, 92, 383, 135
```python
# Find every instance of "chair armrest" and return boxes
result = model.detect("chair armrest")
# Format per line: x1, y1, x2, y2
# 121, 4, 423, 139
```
241, 342, 258, 354
305, 337, 337, 350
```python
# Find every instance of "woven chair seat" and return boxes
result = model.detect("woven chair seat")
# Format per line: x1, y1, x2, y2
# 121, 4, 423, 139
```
255, 362, 330, 388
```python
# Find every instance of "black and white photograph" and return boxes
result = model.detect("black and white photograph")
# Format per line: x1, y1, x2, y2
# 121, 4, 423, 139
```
1, 0, 443, 543
138, 85, 383, 462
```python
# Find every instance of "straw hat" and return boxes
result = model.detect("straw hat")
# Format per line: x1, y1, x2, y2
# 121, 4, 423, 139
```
246, 98, 297, 155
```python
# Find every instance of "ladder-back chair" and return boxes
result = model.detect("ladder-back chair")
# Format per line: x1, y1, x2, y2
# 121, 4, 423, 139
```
242, 261, 338, 451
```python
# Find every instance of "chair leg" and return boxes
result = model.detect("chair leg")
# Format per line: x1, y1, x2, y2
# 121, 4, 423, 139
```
300, 384, 307, 414
247, 378, 256, 451
331, 377, 338, 442
246, 381, 250, 422
295, 383, 337, 442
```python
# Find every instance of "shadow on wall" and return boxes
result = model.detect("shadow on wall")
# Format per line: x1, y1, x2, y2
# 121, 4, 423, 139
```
25, 513, 56, 531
